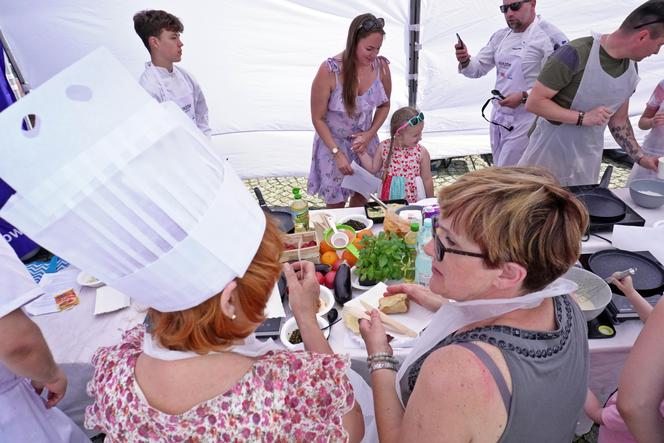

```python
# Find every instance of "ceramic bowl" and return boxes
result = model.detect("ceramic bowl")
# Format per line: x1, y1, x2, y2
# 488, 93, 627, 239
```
629, 179, 664, 209
76, 271, 104, 288
337, 214, 374, 232
563, 266, 612, 321
279, 316, 330, 350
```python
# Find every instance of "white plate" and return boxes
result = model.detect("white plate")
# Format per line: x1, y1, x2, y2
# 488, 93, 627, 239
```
76, 271, 104, 288
350, 266, 376, 290
337, 214, 374, 231
415, 197, 438, 207
279, 316, 330, 350
289, 285, 334, 317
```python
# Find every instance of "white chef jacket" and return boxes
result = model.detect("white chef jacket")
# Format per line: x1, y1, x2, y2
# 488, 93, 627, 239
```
460, 16, 567, 94
139, 62, 212, 136
0, 239, 89, 442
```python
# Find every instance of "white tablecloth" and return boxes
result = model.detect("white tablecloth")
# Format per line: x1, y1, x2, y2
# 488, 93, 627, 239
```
28, 189, 663, 437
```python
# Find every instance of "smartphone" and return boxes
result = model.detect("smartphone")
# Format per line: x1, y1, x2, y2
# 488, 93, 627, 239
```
491, 89, 506, 100
255, 317, 284, 339
455, 33, 465, 48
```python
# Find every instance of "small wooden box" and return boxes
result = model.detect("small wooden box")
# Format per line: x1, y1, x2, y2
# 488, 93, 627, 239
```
280, 231, 320, 264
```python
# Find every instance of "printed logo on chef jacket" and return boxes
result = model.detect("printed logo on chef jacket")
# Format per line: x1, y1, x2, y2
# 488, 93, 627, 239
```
181, 104, 192, 113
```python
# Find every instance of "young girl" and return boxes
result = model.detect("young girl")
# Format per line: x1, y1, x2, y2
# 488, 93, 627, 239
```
359, 106, 434, 204
629, 80, 664, 184
584, 273, 664, 442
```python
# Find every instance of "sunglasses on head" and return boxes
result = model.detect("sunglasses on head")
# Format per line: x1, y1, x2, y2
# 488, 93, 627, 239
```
634, 18, 664, 29
499, 0, 531, 14
431, 216, 487, 262
396, 112, 424, 134
359, 17, 385, 33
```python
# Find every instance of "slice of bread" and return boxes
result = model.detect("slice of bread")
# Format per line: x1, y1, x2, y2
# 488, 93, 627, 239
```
379, 293, 409, 314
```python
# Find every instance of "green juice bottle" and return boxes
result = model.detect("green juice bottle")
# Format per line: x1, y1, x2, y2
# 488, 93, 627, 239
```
403, 222, 419, 282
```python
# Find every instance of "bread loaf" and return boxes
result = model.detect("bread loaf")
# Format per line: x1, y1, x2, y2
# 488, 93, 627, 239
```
379, 293, 409, 314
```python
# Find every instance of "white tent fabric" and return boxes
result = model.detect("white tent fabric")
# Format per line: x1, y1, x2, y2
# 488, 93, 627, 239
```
0, 0, 661, 178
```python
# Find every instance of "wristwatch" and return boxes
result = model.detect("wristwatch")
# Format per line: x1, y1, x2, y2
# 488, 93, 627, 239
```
331, 146, 340, 156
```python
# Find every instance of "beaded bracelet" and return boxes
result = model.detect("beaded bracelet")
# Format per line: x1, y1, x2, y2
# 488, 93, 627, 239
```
367, 352, 393, 362
369, 360, 399, 373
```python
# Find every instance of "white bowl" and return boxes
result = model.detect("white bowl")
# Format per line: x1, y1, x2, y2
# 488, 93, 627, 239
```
629, 179, 664, 209
76, 271, 104, 288
289, 285, 334, 317
563, 266, 612, 321
337, 214, 374, 232
279, 316, 330, 350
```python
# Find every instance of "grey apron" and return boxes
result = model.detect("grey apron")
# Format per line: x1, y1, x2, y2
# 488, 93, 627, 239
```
519, 33, 639, 186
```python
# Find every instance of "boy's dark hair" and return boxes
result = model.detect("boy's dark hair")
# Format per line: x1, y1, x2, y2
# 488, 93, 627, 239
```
133, 10, 184, 52
620, 0, 664, 38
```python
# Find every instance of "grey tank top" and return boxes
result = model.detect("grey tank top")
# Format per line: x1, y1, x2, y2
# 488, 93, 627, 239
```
400, 294, 589, 443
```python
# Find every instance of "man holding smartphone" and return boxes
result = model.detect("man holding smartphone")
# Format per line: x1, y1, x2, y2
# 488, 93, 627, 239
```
455, 0, 566, 166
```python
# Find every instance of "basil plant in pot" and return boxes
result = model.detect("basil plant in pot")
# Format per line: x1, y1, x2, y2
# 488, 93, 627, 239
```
356, 232, 408, 286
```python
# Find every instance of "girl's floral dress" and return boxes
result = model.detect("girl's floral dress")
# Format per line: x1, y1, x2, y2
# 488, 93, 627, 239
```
379, 139, 424, 204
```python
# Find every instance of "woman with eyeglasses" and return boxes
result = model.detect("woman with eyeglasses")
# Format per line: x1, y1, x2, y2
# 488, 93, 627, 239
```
358, 106, 434, 203
307, 13, 392, 208
359, 167, 590, 442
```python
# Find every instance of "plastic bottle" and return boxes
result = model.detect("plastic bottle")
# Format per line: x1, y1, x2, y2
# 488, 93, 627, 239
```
403, 222, 419, 283
290, 188, 309, 232
415, 218, 433, 287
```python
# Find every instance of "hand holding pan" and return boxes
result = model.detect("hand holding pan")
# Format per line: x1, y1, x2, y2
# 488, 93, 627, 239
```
588, 250, 664, 296
577, 166, 626, 223
254, 187, 295, 234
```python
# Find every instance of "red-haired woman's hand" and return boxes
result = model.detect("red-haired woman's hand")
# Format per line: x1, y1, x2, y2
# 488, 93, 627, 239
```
284, 261, 320, 319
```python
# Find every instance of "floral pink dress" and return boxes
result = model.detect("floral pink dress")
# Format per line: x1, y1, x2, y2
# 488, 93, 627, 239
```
378, 140, 424, 204
84, 326, 355, 442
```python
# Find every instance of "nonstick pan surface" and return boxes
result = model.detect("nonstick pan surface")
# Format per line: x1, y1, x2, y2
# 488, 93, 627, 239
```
254, 187, 294, 234
587, 249, 664, 296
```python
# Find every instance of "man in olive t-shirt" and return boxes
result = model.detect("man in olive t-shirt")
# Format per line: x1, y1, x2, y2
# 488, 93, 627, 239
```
518, 0, 664, 185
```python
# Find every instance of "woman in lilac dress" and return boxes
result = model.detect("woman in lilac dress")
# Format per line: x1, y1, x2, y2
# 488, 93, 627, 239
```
308, 13, 392, 208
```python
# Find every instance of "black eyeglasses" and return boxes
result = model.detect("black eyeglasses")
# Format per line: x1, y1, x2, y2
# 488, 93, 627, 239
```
634, 18, 664, 29
358, 17, 385, 33
432, 217, 487, 262
499, 0, 531, 13
481, 97, 514, 131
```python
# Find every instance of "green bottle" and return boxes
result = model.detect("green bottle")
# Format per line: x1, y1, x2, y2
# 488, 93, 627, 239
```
290, 188, 309, 232
403, 222, 419, 282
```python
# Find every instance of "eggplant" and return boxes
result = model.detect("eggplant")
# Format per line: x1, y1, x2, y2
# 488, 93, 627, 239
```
315, 263, 332, 274
277, 272, 288, 302
333, 263, 352, 305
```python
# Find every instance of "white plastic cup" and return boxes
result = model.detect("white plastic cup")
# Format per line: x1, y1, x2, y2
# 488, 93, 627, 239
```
658, 156, 664, 179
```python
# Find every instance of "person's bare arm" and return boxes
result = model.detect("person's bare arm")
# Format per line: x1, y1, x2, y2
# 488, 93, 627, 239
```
610, 275, 653, 322
618, 299, 664, 441
525, 81, 612, 125
584, 389, 604, 424
311, 61, 353, 175
638, 105, 661, 130
609, 100, 658, 171
0, 309, 67, 407
399, 344, 509, 442
419, 147, 434, 198
358, 145, 384, 174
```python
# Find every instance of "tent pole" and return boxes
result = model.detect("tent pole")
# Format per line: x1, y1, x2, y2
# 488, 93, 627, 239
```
0, 28, 29, 95
408, 0, 421, 108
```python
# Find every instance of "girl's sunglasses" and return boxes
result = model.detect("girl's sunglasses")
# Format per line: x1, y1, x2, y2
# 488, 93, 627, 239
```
358, 17, 385, 33
499, 0, 530, 13
431, 216, 487, 262
396, 112, 424, 134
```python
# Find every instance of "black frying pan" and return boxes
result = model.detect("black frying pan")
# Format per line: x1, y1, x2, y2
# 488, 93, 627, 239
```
254, 187, 295, 234
587, 249, 664, 296
577, 166, 626, 223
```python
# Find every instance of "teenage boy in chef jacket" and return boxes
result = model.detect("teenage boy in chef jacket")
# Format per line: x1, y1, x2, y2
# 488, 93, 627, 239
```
133, 10, 212, 137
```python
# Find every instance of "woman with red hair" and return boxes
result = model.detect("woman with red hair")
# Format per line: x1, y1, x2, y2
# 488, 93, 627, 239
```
84, 218, 364, 442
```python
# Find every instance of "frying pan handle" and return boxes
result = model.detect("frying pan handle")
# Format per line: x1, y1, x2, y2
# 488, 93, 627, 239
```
599, 166, 613, 189
254, 187, 268, 209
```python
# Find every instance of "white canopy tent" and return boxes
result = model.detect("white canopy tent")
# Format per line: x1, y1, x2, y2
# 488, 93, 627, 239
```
1, 0, 661, 178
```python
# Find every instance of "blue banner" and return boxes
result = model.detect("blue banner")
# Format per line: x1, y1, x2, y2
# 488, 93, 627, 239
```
0, 43, 40, 260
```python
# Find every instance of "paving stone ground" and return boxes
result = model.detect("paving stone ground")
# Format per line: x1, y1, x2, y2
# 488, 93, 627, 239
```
244, 153, 633, 208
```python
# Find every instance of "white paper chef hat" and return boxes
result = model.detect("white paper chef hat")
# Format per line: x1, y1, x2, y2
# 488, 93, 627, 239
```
0, 48, 266, 312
